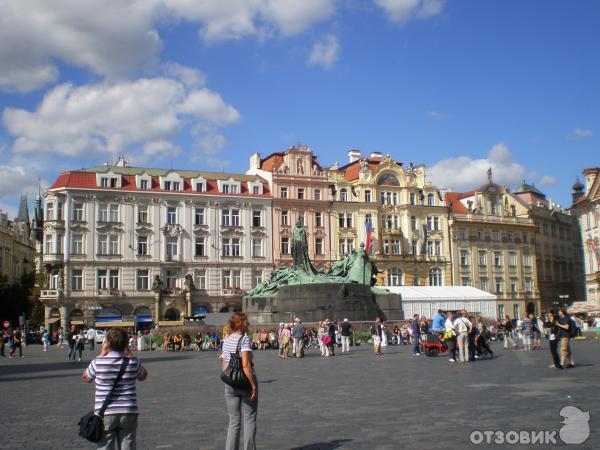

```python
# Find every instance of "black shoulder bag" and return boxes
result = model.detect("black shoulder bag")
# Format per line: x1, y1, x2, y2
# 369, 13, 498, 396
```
79, 357, 129, 443
221, 336, 251, 391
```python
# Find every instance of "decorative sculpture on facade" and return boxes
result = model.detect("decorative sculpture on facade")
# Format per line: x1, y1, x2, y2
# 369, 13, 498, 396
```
151, 275, 164, 293
184, 274, 195, 291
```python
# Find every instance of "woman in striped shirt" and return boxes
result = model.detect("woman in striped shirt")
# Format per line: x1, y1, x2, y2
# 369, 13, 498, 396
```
220, 313, 258, 450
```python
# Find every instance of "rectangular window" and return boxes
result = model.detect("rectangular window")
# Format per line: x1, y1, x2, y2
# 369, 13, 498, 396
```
109, 235, 119, 254
347, 213, 353, 228
97, 269, 107, 290
71, 234, 83, 254
109, 270, 119, 290
494, 251, 503, 267
509, 252, 517, 267
138, 205, 149, 224
458, 228, 467, 240
195, 182, 204, 192
231, 209, 240, 226
411, 216, 417, 230
392, 239, 401, 255
136, 270, 149, 291
73, 203, 84, 221
383, 240, 390, 255
222, 238, 231, 256
233, 270, 241, 288
427, 216, 433, 230
498, 304, 505, 320
252, 270, 262, 288
514, 304, 520, 319
172, 181, 181, 191
222, 209, 230, 226
427, 240, 434, 256
137, 235, 148, 255
380, 192, 386, 204
167, 207, 177, 224
315, 189, 321, 200
477, 230, 484, 240
222, 270, 232, 288
478, 250, 487, 266
507, 232, 514, 242
195, 237, 205, 256
315, 212, 322, 227
433, 216, 440, 231
56, 234, 63, 254
222, 238, 241, 257
480, 277, 489, 292
340, 189, 348, 202
522, 232, 529, 243
71, 269, 83, 291
164, 181, 171, 191
298, 188, 305, 199
280, 187, 288, 198
140, 179, 149, 190
194, 269, 207, 290
412, 240, 418, 256
315, 238, 323, 255
339, 238, 355, 255
97, 235, 108, 255
510, 278, 518, 294
410, 192, 416, 205
109, 204, 119, 222
525, 278, 532, 293
281, 237, 289, 254
165, 270, 178, 289
460, 249, 469, 266
338, 213, 345, 228
166, 236, 178, 260
495, 278, 503, 293
101, 178, 109, 188
46, 202, 54, 220
195, 208, 204, 225
252, 238, 262, 257
281, 210, 289, 226
364, 190, 371, 203
392, 192, 398, 205
461, 277, 472, 287
492, 230, 500, 242
98, 205, 108, 222
252, 185, 260, 195
252, 210, 261, 227
523, 253, 531, 267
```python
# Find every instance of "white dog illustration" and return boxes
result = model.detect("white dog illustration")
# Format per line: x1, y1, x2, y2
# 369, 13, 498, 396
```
559, 405, 590, 445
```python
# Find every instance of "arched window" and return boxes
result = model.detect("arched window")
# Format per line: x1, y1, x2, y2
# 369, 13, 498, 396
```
429, 268, 443, 286
427, 193, 435, 206
164, 308, 180, 321
387, 268, 403, 286
340, 188, 348, 202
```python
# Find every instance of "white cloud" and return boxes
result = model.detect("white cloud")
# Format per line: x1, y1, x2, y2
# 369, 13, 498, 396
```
165, 0, 335, 42
0, 163, 48, 220
375, 0, 445, 23
162, 63, 206, 87
308, 35, 340, 69
538, 175, 556, 188
0, 0, 162, 92
142, 140, 180, 158
2, 77, 240, 157
199, 134, 226, 155
428, 143, 527, 191
427, 110, 442, 119
569, 128, 593, 139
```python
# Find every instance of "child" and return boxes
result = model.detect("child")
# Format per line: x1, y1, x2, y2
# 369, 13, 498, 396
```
83, 328, 148, 449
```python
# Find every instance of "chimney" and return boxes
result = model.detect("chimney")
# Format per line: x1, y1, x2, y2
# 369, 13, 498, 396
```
348, 150, 361, 163
249, 153, 261, 170
115, 156, 128, 167
370, 152, 383, 161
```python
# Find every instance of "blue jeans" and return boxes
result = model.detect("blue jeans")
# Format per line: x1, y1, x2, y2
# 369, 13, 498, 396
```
412, 335, 421, 354
68, 345, 76, 360
224, 381, 258, 450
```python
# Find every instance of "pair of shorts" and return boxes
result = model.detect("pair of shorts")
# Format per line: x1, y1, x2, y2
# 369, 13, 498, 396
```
532, 331, 541, 340
373, 335, 381, 345
560, 337, 571, 358
522, 334, 532, 346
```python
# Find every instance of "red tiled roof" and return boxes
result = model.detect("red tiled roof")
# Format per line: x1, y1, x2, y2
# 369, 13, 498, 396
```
260, 153, 285, 171
445, 192, 470, 213
49, 171, 271, 197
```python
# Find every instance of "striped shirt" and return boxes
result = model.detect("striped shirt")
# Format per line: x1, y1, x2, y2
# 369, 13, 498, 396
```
221, 333, 252, 364
85, 351, 145, 415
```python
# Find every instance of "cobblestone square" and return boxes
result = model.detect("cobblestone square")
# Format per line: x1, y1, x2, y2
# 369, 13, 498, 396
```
1, 338, 598, 450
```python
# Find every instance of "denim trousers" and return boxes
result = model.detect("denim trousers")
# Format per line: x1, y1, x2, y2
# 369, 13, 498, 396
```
412, 335, 421, 354
97, 414, 138, 450
224, 382, 258, 450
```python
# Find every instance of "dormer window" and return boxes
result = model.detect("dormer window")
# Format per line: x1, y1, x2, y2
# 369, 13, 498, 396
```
164, 181, 171, 191
136, 173, 152, 190
140, 179, 149, 190
218, 178, 241, 194
248, 180, 263, 196
196, 183, 204, 192
191, 176, 207, 193
96, 170, 122, 188
160, 172, 184, 191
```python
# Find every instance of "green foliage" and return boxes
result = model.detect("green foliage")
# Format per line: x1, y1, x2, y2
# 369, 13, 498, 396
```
0, 271, 36, 326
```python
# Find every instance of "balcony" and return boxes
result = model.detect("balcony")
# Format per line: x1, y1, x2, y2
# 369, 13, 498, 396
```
223, 287, 244, 297
97, 289, 122, 297
43, 253, 64, 263
382, 227, 403, 235
40, 289, 63, 300
164, 287, 183, 296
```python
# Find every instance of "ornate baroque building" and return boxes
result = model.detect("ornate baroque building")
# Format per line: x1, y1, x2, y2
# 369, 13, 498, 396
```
512, 182, 585, 310
0, 196, 35, 286
446, 170, 541, 319
329, 151, 452, 288
247, 146, 332, 268
39, 159, 272, 331
571, 168, 600, 307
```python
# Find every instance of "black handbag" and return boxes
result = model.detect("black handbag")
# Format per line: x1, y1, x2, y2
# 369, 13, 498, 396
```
221, 336, 251, 391
78, 357, 129, 443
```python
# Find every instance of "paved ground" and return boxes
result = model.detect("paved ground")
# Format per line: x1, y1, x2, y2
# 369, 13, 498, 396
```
0, 337, 598, 450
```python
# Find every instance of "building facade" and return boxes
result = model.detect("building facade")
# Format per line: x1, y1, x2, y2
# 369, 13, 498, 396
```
512, 182, 585, 310
247, 146, 332, 268
40, 160, 272, 331
571, 168, 600, 307
446, 171, 541, 319
0, 196, 35, 286
329, 151, 452, 288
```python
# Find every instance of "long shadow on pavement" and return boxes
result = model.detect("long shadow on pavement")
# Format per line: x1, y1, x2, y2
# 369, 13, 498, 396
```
289, 439, 353, 450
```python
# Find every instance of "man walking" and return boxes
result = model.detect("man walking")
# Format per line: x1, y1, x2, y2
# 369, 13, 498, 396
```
339, 319, 352, 353
520, 313, 533, 352
292, 318, 305, 358
86, 326, 96, 351
371, 317, 383, 356
453, 310, 473, 362
277, 322, 285, 358
410, 314, 421, 356
67, 325, 77, 361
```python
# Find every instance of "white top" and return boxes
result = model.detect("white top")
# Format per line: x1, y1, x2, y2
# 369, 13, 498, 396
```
444, 318, 455, 335
453, 317, 472, 334
86, 328, 96, 339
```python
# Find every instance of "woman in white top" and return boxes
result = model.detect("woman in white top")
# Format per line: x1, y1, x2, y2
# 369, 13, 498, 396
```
220, 313, 258, 450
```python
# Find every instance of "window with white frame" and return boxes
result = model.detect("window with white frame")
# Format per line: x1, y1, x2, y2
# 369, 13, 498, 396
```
298, 188, 305, 199
426, 240, 434, 256
98, 205, 108, 222
339, 238, 354, 255
222, 238, 241, 257
140, 179, 150, 190
222, 183, 238, 194
391, 239, 401, 255
109, 235, 119, 254
494, 251, 503, 267
165, 269, 178, 289
221, 209, 240, 226
480, 277, 489, 291
166, 236, 178, 260
195, 208, 205, 225
46, 202, 54, 220
97, 269, 119, 290
315, 237, 324, 255
71, 269, 83, 291
388, 268, 403, 286
194, 269, 207, 290
166, 207, 177, 224
56, 234, 63, 254
492, 230, 500, 241
338, 212, 353, 228
495, 277, 504, 293
136, 270, 149, 291
427, 193, 435, 206
340, 188, 348, 201
461, 277, 472, 287
252, 210, 262, 227
426, 216, 440, 231
252, 238, 262, 257
281, 237, 289, 254
315, 212, 322, 227
364, 190, 371, 203
281, 210, 289, 226
411, 216, 417, 230
383, 239, 390, 255
477, 229, 485, 240
522, 232, 529, 243
525, 278, 532, 292
222, 269, 241, 288
137, 205, 149, 223
510, 278, 518, 293
109, 204, 119, 222
252, 270, 263, 288
97, 235, 108, 255
479, 250, 487, 266
513, 304, 520, 319
412, 240, 418, 255
458, 228, 467, 240
71, 234, 83, 254
460, 249, 470, 266
508, 251, 517, 267
429, 268, 443, 286
195, 237, 205, 256
315, 189, 321, 200
280, 187, 288, 198
73, 203, 84, 221
523, 253, 531, 267
410, 192, 416, 205
137, 236, 148, 255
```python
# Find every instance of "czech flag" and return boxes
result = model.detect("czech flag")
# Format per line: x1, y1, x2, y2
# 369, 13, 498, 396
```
365, 221, 373, 254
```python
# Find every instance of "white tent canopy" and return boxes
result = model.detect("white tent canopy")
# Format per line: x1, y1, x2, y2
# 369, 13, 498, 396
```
382, 286, 497, 320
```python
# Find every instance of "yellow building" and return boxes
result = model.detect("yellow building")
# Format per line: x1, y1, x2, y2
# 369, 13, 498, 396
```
446, 170, 541, 319
0, 197, 34, 286
329, 151, 451, 287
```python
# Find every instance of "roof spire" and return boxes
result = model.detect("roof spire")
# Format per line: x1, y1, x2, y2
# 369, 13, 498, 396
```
16, 194, 29, 223
487, 167, 493, 183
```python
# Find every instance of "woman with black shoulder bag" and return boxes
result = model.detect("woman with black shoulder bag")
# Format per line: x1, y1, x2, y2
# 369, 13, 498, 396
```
220, 313, 258, 450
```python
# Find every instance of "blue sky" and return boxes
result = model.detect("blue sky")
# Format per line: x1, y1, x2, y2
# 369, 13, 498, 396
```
0, 0, 598, 217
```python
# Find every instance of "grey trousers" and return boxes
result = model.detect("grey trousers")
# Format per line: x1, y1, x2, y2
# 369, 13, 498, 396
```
97, 414, 137, 450
457, 332, 470, 362
225, 383, 258, 450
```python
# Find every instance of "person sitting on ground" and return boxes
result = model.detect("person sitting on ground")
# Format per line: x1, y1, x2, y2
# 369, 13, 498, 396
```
210, 333, 220, 351
83, 328, 148, 450
195, 332, 203, 352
